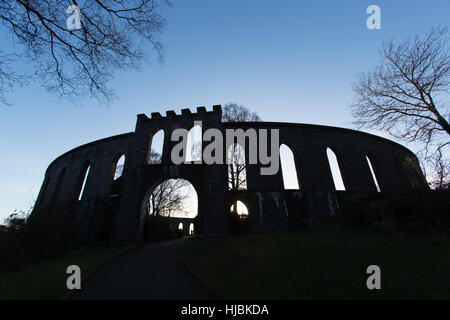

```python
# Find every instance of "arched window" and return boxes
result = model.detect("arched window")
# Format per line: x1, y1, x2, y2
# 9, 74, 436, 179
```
77, 162, 90, 201
229, 200, 250, 234
280, 144, 300, 190
146, 178, 198, 218
147, 129, 164, 164
178, 222, 183, 230
230, 200, 249, 215
189, 223, 194, 235
111, 154, 125, 195
366, 155, 381, 192
227, 143, 247, 190
112, 154, 125, 180
326, 147, 346, 191
186, 124, 202, 162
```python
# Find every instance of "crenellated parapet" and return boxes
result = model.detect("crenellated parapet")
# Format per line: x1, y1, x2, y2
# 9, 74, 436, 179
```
32, 104, 428, 248
136, 105, 222, 123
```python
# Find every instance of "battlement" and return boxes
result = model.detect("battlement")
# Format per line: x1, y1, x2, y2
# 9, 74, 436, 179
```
34, 103, 427, 248
137, 105, 222, 122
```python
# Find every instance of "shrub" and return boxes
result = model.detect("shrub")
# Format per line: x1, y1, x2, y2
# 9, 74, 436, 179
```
0, 211, 68, 274
338, 190, 450, 235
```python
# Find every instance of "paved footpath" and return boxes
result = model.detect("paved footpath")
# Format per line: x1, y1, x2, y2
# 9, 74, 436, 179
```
70, 239, 216, 300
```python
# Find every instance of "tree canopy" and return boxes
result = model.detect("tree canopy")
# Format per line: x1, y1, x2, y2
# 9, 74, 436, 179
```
0, 0, 168, 104
351, 27, 450, 188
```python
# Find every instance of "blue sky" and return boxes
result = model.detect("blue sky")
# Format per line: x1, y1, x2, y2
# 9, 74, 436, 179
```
0, 0, 449, 221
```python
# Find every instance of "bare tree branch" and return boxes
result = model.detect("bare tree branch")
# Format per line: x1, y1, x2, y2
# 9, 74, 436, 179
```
0, 0, 168, 104
351, 27, 450, 187
146, 150, 192, 217
223, 103, 261, 191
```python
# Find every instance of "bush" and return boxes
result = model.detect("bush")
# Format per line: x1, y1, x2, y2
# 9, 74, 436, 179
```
338, 190, 450, 235
338, 199, 373, 228
0, 215, 68, 275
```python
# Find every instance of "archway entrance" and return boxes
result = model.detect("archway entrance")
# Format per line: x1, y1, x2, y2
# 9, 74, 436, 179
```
141, 178, 198, 241
229, 200, 249, 234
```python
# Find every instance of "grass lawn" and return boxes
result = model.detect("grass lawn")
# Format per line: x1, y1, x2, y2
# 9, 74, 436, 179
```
0, 245, 138, 300
180, 226, 450, 299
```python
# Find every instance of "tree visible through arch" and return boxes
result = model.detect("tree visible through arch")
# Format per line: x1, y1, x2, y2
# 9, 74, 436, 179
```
147, 129, 164, 164
227, 143, 247, 190
223, 103, 261, 214
146, 178, 198, 218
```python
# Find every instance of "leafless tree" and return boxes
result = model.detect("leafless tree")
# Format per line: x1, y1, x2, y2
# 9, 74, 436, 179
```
223, 103, 261, 213
351, 27, 450, 187
0, 0, 168, 104
146, 150, 191, 217
429, 147, 450, 190
147, 178, 191, 217
0, 51, 26, 105
227, 143, 247, 191
222, 102, 261, 123
148, 149, 162, 164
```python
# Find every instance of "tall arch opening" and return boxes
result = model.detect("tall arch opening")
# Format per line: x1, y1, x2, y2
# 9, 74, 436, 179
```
366, 155, 381, 192
326, 147, 346, 191
227, 143, 247, 190
147, 129, 164, 164
77, 163, 90, 201
186, 124, 202, 162
111, 154, 125, 195
230, 200, 249, 234
140, 178, 198, 241
280, 144, 300, 190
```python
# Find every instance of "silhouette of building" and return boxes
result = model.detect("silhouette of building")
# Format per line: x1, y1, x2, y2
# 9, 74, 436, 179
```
31, 105, 427, 246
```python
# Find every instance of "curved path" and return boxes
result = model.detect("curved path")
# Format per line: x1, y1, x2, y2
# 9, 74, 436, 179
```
70, 239, 216, 300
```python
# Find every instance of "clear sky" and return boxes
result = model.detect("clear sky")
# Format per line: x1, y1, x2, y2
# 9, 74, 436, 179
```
0, 0, 449, 222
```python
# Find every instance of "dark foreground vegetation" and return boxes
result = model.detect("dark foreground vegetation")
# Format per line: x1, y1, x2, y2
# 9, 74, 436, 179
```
0, 245, 137, 300
336, 190, 450, 236
181, 190, 450, 300
181, 225, 450, 299
1, 190, 448, 299
0, 209, 65, 275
